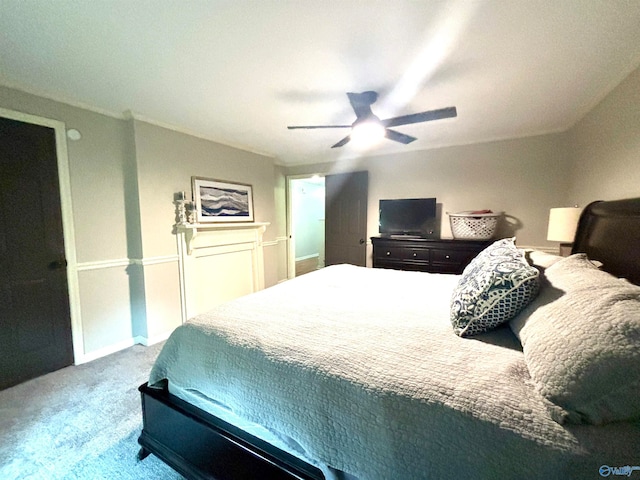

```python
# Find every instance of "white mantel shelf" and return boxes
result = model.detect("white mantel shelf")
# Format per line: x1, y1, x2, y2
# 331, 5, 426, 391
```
176, 222, 269, 255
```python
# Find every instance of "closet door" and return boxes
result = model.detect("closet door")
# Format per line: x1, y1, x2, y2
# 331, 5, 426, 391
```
0, 116, 73, 390
325, 171, 368, 267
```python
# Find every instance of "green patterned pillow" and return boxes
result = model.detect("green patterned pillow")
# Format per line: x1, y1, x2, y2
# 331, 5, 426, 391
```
450, 238, 540, 337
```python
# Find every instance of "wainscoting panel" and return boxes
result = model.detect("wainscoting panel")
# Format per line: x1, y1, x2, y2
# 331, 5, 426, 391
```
141, 260, 183, 342
177, 223, 269, 320
263, 236, 289, 286
76, 266, 133, 356
192, 247, 254, 316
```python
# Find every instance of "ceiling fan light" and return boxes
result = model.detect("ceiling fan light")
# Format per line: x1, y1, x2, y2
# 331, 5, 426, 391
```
350, 121, 386, 148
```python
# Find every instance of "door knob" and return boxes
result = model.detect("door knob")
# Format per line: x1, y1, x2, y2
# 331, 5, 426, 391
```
359, 239, 365, 245
48, 259, 67, 270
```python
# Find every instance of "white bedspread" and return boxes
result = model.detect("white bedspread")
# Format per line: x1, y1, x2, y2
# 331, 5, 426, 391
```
150, 265, 640, 480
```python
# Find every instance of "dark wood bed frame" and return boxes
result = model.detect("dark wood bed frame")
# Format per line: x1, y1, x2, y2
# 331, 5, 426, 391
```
137, 381, 323, 480
138, 197, 640, 480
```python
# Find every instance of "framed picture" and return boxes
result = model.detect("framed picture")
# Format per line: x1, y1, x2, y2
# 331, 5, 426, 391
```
191, 177, 254, 223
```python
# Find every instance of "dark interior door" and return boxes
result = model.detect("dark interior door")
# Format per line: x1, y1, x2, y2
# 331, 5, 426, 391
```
325, 171, 368, 266
0, 116, 74, 390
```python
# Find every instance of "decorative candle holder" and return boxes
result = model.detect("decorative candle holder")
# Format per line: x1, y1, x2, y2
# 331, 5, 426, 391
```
174, 191, 187, 225
185, 201, 196, 224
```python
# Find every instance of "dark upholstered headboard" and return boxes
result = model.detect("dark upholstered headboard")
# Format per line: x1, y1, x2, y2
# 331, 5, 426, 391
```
572, 197, 640, 286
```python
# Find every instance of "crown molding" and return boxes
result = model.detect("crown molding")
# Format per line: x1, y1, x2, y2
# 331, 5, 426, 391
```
125, 110, 276, 160
0, 80, 124, 119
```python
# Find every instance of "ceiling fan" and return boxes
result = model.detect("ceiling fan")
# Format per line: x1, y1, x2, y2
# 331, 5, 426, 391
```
287, 91, 457, 148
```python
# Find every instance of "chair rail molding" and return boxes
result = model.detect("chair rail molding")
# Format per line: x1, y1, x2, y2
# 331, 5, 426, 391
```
176, 222, 270, 321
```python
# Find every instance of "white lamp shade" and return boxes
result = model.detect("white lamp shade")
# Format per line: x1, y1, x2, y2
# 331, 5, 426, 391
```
547, 207, 581, 242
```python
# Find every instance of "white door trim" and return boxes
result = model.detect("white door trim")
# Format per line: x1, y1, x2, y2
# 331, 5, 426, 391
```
286, 174, 326, 279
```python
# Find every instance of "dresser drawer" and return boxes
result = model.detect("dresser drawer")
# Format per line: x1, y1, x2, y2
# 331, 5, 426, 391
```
374, 246, 406, 261
374, 245, 429, 262
431, 249, 472, 265
401, 247, 429, 261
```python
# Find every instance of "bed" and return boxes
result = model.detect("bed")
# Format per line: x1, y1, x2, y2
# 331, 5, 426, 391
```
138, 197, 640, 480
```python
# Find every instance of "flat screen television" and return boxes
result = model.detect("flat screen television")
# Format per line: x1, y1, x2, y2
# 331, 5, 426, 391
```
379, 198, 437, 236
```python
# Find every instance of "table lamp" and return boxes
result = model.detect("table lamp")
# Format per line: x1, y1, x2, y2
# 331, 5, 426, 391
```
547, 206, 581, 256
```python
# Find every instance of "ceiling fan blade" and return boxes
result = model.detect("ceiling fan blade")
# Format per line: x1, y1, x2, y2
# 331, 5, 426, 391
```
382, 106, 457, 128
385, 129, 417, 144
287, 125, 351, 129
347, 91, 377, 119
331, 135, 351, 148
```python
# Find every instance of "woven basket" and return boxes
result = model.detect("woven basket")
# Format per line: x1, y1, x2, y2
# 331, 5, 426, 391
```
448, 211, 501, 240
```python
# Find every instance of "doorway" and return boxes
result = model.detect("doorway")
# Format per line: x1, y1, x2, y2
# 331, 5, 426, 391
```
287, 176, 325, 278
0, 108, 80, 388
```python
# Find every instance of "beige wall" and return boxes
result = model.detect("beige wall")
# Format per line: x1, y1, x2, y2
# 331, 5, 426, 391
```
131, 119, 281, 254
285, 132, 570, 259
566, 66, 640, 205
129, 119, 285, 340
269, 165, 290, 285
0, 86, 285, 362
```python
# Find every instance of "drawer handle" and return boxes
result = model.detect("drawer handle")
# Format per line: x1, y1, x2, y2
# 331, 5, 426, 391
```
413, 253, 417, 257
386, 251, 390, 256
445, 255, 450, 259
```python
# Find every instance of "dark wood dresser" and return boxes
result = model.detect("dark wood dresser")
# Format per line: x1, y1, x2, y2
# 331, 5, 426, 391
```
371, 236, 491, 274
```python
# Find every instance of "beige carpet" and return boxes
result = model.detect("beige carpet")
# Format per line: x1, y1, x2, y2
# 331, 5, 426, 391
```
0, 342, 184, 479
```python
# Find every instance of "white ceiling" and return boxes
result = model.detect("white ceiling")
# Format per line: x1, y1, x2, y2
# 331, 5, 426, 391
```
2, 1, 640, 166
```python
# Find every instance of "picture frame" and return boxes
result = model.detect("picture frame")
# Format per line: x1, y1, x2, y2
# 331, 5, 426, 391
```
191, 177, 254, 223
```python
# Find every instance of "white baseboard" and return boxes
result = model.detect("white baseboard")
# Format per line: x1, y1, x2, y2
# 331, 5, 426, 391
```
75, 338, 135, 365
295, 253, 320, 261
74, 331, 173, 364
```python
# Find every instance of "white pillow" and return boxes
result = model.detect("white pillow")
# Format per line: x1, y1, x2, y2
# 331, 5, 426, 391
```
522, 249, 563, 270
513, 254, 640, 425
